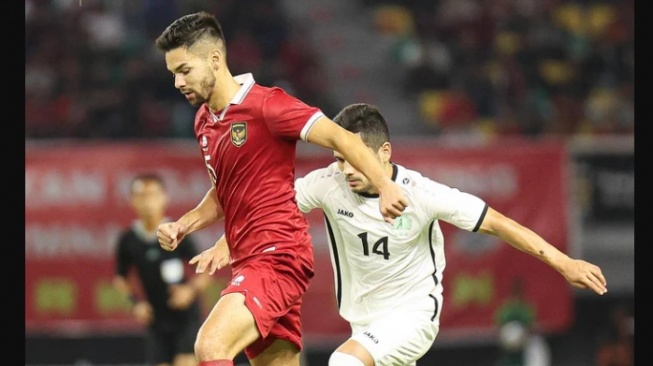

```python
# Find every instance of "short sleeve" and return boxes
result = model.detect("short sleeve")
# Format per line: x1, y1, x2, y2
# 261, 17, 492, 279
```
261, 88, 324, 140
294, 166, 338, 213
416, 175, 488, 232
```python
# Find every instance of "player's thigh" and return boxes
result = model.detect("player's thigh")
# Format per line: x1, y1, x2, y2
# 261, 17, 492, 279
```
333, 339, 374, 366
350, 313, 439, 366
196, 292, 261, 357
244, 298, 305, 360
249, 339, 301, 366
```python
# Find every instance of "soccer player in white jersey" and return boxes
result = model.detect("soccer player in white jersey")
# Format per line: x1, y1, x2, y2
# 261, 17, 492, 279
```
190, 103, 608, 366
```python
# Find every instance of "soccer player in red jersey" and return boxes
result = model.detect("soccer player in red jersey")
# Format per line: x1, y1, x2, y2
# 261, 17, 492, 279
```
154, 11, 408, 366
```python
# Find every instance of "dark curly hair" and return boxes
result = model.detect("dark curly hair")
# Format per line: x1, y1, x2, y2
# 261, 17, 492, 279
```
333, 103, 391, 151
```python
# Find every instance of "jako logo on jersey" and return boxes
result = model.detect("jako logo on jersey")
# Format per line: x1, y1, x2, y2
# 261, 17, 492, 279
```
231, 275, 245, 286
363, 331, 379, 344
201, 135, 208, 151
230, 122, 247, 147
337, 209, 354, 218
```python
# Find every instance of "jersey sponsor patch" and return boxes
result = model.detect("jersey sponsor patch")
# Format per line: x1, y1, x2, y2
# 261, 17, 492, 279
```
230, 122, 247, 147
392, 215, 413, 237
232, 274, 245, 286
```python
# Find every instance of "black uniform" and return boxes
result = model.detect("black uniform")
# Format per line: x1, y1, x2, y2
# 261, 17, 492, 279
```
115, 220, 202, 365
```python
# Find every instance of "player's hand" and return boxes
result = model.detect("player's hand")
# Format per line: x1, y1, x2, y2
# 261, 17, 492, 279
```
132, 301, 153, 325
559, 258, 608, 295
378, 180, 408, 224
189, 242, 230, 275
168, 284, 195, 310
157, 221, 187, 251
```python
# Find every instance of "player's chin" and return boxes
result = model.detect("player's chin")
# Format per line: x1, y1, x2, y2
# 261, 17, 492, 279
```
350, 184, 373, 195
185, 95, 204, 107
188, 99, 203, 107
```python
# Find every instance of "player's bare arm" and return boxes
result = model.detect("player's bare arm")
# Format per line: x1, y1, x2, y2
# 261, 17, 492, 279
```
478, 207, 608, 295
306, 116, 408, 222
189, 233, 230, 275
157, 186, 225, 251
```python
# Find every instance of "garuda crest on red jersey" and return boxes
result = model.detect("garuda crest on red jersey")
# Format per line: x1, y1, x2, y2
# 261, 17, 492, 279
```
230, 122, 247, 147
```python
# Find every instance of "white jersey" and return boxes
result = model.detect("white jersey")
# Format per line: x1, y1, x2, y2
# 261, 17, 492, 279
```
295, 162, 487, 325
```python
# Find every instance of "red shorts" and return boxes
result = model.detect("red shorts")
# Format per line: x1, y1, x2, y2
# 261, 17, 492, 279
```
221, 253, 314, 359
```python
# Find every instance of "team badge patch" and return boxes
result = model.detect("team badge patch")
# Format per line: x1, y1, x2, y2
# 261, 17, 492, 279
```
230, 122, 247, 147
392, 215, 413, 238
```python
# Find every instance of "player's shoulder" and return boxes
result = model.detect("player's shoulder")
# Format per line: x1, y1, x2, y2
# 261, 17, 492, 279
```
394, 163, 447, 197
303, 162, 342, 180
244, 82, 273, 99
116, 227, 136, 247
243, 84, 297, 115
258, 84, 307, 105
299, 162, 343, 187
261, 84, 288, 95
394, 163, 429, 187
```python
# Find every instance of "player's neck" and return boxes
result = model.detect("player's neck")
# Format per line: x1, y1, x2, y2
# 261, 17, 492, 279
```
385, 162, 394, 179
208, 69, 241, 112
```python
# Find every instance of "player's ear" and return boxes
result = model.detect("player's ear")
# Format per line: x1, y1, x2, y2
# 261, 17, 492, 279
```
379, 142, 392, 163
210, 49, 222, 70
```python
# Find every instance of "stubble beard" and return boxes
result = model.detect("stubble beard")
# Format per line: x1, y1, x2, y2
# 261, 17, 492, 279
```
188, 72, 217, 107
351, 180, 374, 195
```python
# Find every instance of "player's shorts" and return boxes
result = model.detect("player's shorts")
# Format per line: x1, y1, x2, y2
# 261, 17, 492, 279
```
350, 310, 439, 366
145, 316, 201, 364
221, 252, 314, 359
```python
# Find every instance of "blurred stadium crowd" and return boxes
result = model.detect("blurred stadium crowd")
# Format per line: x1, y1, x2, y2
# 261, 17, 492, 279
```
26, 0, 633, 139
367, 0, 633, 136
25, 0, 339, 139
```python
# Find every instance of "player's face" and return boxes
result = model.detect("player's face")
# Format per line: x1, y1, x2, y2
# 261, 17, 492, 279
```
130, 180, 168, 222
334, 148, 380, 194
165, 47, 216, 107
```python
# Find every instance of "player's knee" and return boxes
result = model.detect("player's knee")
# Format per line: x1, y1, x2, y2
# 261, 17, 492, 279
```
328, 351, 366, 366
194, 328, 225, 359
194, 332, 209, 358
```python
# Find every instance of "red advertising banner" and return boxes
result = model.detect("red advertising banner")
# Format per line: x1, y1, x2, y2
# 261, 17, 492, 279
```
25, 139, 572, 346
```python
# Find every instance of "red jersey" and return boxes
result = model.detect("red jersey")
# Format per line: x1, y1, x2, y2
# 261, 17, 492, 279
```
193, 73, 324, 269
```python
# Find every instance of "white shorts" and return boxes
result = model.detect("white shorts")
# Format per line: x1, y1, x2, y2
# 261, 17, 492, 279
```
350, 311, 439, 366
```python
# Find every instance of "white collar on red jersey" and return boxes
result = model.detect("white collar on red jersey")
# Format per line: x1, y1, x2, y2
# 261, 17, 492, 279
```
230, 73, 255, 105
211, 73, 256, 122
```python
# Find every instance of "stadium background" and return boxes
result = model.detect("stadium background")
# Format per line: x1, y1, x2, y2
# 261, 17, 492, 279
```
25, 0, 634, 365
